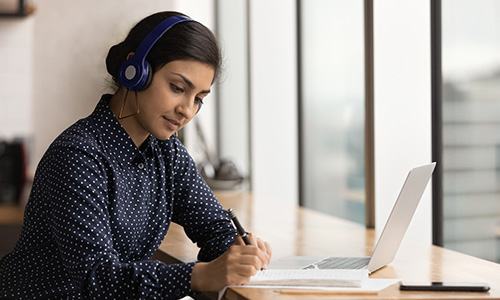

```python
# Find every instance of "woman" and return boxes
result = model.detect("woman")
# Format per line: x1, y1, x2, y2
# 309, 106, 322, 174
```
0, 11, 271, 299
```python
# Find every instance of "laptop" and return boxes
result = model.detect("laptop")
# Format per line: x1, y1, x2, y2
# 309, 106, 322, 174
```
271, 162, 436, 274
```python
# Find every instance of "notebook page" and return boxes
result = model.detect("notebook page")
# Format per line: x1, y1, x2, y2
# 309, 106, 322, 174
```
247, 269, 368, 287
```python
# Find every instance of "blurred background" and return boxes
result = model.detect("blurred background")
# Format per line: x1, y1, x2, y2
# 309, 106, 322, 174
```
0, 0, 498, 264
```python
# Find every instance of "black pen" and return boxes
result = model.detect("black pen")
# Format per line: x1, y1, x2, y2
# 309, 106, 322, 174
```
226, 208, 252, 245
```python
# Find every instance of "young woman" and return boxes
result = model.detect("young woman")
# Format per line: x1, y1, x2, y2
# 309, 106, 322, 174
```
0, 11, 271, 299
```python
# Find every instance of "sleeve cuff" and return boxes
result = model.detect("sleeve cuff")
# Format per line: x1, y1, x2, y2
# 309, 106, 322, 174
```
159, 262, 196, 299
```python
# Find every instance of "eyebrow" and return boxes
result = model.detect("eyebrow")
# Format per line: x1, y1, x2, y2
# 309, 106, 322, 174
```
172, 73, 211, 94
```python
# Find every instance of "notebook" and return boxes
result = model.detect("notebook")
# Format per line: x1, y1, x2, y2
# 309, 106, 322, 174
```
271, 162, 436, 274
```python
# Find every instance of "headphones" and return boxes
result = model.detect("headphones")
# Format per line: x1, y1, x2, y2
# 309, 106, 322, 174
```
118, 15, 198, 92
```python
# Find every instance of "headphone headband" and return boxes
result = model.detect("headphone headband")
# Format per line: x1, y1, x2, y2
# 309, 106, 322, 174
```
118, 15, 198, 91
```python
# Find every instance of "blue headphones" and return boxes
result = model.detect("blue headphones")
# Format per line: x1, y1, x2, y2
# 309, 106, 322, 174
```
118, 15, 197, 92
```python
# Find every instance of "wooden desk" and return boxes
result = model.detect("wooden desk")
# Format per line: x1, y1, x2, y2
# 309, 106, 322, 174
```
0, 204, 25, 256
0, 205, 25, 225
156, 191, 500, 300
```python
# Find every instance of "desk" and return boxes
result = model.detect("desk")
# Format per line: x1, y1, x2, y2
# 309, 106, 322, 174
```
0, 204, 25, 256
0, 205, 25, 225
155, 191, 500, 300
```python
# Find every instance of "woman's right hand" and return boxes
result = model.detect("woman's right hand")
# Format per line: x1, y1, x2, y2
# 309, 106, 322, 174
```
190, 243, 269, 292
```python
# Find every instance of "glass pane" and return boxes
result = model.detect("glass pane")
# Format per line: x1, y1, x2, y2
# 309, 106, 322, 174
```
442, 0, 500, 263
215, 0, 250, 186
300, 0, 365, 224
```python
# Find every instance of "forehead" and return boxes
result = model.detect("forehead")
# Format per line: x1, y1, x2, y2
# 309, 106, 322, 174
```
159, 60, 214, 89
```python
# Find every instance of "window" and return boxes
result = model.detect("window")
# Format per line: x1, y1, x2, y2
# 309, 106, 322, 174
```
298, 0, 367, 224
438, 0, 500, 263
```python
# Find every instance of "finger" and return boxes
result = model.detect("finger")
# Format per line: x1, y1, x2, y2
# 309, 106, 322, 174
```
256, 238, 272, 269
234, 259, 262, 277
264, 240, 272, 260
256, 237, 266, 253
246, 232, 259, 246
243, 244, 269, 270
242, 233, 271, 269
234, 235, 245, 246
230, 246, 266, 271
231, 235, 270, 271
245, 233, 271, 267
259, 239, 272, 258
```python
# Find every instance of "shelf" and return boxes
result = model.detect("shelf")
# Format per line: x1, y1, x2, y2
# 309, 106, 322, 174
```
0, 1, 35, 18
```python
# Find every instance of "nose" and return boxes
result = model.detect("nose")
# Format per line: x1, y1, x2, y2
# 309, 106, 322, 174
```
176, 98, 197, 119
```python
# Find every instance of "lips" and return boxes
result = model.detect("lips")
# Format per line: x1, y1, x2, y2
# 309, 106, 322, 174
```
163, 116, 180, 131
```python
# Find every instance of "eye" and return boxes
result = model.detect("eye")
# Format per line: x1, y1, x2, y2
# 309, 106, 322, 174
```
195, 97, 204, 105
196, 100, 204, 114
170, 83, 183, 93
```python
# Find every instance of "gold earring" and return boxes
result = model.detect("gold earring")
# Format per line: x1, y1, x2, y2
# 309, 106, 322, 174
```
175, 131, 179, 138
118, 90, 139, 120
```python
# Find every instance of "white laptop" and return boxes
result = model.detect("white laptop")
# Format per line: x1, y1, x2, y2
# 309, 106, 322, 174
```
271, 162, 436, 274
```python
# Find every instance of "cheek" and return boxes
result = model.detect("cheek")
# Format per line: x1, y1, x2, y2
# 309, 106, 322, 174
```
140, 92, 168, 113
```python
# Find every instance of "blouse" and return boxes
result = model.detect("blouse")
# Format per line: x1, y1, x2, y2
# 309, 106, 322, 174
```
0, 94, 237, 299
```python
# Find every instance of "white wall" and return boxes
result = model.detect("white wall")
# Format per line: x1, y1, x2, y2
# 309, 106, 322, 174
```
373, 0, 433, 243
30, 0, 217, 171
248, 0, 299, 205
0, 18, 33, 140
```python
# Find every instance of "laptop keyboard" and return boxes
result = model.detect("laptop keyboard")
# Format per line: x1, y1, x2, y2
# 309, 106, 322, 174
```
303, 257, 370, 270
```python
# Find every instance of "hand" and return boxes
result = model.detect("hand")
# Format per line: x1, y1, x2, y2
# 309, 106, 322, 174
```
191, 244, 265, 292
191, 234, 272, 292
234, 233, 272, 269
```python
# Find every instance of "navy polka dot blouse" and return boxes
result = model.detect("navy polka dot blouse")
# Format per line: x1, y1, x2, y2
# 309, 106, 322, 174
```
0, 94, 237, 299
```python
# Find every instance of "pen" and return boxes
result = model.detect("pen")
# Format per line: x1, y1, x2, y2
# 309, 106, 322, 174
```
226, 208, 252, 245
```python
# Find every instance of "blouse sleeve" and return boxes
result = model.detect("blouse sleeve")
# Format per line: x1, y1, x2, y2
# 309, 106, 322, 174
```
45, 143, 195, 300
170, 140, 237, 262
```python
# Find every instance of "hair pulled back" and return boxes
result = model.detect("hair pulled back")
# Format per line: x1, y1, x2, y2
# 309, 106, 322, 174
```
106, 11, 221, 90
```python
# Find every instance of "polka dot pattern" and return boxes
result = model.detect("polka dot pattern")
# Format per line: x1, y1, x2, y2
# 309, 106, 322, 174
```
0, 94, 237, 299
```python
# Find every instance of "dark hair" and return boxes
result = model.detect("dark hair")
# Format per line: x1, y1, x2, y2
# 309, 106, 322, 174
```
106, 11, 222, 89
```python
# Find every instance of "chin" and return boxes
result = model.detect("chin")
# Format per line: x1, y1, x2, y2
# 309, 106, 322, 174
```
152, 132, 175, 141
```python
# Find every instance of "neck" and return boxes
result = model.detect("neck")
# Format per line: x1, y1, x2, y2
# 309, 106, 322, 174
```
109, 89, 149, 147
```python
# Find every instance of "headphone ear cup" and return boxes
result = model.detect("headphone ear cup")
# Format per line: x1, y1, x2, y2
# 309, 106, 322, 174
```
140, 60, 154, 91
118, 58, 152, 91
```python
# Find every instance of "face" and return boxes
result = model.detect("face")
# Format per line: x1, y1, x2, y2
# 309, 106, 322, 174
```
131, 60, 214, 142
